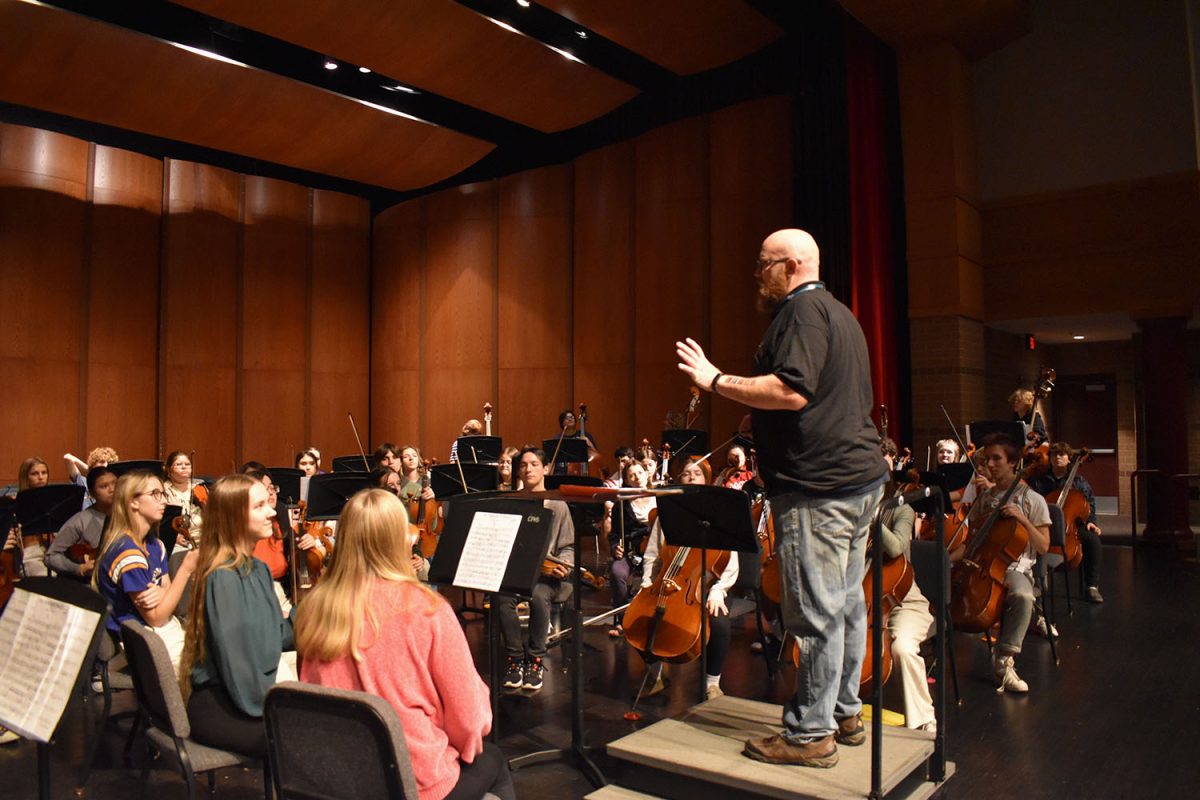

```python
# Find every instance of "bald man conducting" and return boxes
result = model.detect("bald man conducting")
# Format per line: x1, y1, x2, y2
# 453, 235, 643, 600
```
677, 228, 887, 768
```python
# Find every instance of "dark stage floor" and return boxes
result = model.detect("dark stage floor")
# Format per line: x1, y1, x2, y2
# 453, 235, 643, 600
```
3, 539, 1197, 799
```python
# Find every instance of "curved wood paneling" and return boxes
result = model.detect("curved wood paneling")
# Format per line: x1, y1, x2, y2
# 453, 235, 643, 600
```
423, 183, 497, 462
310, 190, 370, 458
708, 96, 792, 451
162, 160, 240, 476
498, 166, 572, 450
573, 141, 635, 472
633, 117, 709, 452
0, 124, 88, 483
241, 177, 309, 465
371, 200, 426, 449
176, 0, 638, 133
542, 0, 783, 75
0, 1, 493, 191
86, 145, 162, 457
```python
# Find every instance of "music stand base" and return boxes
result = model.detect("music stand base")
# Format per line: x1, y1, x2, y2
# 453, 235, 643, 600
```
508, 744, 606, 788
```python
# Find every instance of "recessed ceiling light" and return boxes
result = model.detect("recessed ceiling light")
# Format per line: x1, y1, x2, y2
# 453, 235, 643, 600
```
358, 66, 371, 74
577, 30, 588, 39
324, 60, 338, 70
1073, 335, 1085, 340
516, 0, 531, 7
384, 84, 419, 94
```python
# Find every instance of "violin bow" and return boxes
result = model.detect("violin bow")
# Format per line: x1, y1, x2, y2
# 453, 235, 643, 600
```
940, 405, 981, 478
347, 411, 371, 472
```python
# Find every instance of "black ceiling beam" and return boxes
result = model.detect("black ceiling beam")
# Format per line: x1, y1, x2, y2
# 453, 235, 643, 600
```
451, 0, 679, 91
37, 0, 544, 146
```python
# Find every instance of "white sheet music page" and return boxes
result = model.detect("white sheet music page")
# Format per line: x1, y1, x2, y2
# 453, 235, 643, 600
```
452, 511, 523, 592
0, 589, 100, 742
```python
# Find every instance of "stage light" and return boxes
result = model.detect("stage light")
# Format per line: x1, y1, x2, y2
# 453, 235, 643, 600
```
1073, 335, 1085, 340
359, 66, 371, 74
324, 60, 338, 70
577, 30, 588, 39
516, 0, 531, 7
384, 84, 419, 94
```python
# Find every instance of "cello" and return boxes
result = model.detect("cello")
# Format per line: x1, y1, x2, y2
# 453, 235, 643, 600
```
949, 475, 1028, 633
859, 545, 914, 693
1046, 448, 1092, 569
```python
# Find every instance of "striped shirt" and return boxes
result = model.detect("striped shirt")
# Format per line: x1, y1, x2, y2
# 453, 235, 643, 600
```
97, 533, 167, 632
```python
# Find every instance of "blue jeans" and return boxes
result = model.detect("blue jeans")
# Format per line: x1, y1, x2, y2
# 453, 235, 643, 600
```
773, 483, 884, 742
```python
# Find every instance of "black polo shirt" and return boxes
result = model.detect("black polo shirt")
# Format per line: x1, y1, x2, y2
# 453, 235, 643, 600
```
750, 282, 886, 497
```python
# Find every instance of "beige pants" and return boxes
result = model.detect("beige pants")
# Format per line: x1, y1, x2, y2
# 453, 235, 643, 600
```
887, 584, 935, 730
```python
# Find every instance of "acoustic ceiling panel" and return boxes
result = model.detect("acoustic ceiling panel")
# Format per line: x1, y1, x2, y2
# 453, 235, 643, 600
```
538, 0, 783, 75
0, 0, 495, 191
173, 0, 640, 133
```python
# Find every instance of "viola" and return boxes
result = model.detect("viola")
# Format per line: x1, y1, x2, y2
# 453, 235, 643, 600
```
624, 542, 731, 664
541, 554, 606, 591
294, 500, 334, 588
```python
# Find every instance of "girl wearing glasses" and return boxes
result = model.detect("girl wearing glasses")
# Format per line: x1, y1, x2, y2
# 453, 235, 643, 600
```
164, 450, 205, 548
94, 470, 199, 668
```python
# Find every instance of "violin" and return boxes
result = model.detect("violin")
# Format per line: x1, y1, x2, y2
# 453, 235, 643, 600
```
409, 460, 443, 558
541, 553, 606, 591
295, 500, 334, 588
623, 541, 731, 664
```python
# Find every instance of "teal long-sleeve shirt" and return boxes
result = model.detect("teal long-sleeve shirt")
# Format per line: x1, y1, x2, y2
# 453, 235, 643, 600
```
190, 558, 293, 717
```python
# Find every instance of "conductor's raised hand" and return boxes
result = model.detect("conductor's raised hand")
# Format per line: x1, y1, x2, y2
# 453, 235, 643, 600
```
676, 338, 719, 392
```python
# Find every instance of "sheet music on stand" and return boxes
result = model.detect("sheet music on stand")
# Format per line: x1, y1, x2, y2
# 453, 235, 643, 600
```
0, 588, 101, 742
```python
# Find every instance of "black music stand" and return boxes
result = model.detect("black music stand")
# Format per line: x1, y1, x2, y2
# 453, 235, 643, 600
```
662, 428, 709, 460
15, 485, 86, 536
430, 463, 497, 498
268, 468, 304, 506
544, 437, 588, 475
435, 492, 604, 787
966, 420, 1026, 448
331, 454, 372, 473
305, 473, 370, 521
159, 506, 185, 560
1, 578, 109, 800
655, 485, 757, 703
455, 435, 503, 464
107, 459, 164, 478
546, 476, 606, 559
936, 463, 975, 493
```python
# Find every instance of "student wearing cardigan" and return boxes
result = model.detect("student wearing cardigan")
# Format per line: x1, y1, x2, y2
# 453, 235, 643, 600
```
178, 474, 294, 759
297, 489, 512, 800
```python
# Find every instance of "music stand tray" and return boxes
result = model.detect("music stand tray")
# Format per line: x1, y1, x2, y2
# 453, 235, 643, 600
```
268, 468, 304, 506
331, 455, 372, 473
661, 429, 709, 460
430, 464, 497, 499
107, 459, 164, 478
306, 473, 371, 521
966, 420, 1026, 448
935, 464, 974, 493
455, 436, 503, 464
15, 485, 87, 535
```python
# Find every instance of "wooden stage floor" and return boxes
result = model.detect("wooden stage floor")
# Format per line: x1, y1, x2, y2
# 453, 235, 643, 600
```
3, 539, 1197, 799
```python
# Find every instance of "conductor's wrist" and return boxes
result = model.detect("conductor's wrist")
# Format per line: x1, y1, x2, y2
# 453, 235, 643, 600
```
709, 372, 724, 393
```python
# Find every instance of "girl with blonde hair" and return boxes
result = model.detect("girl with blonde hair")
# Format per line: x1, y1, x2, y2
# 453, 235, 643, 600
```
94, 470, 198, 667
179, 474, 293, 759
298, 489, 512, 800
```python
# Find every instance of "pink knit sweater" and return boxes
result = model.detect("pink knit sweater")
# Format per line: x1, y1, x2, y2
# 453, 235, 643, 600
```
300, 579, 492, 800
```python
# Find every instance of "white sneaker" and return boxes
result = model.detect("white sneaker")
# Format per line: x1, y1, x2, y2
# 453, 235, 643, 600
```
916, 719, 937, 735
1034, 615, 1058, 639
993, 655, 1029, 693
1086, 586, 1104, 604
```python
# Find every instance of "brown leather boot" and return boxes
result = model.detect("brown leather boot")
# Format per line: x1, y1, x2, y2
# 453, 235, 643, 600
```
835, 712, 865, 746
742, 733, 838, 768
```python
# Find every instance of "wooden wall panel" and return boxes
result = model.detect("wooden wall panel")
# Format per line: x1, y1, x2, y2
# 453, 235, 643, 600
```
498, 166, 572, 451
633, 118, 710, 457
423, 183, 497, 462
86, 145, 162, 458
240, 177, 309, 466
573, 142, 636, 473
0, 124, 88, 484
708, 96, 793, 453
162, 160, 240, 476
310, 190, 370, 457
371, 199, 425, 449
